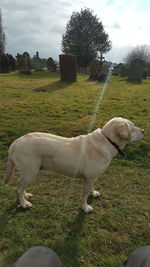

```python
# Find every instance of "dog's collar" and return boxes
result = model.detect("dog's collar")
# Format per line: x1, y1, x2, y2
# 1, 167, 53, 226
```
102, 132, 124, 156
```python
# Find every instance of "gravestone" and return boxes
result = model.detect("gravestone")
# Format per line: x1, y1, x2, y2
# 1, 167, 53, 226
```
112, 64, 122, 76
119, 64, 128, 77
47, 57, 56, 72
33, 52, 43, 71
34, 57, 43, 71
89, 57, 110, 82
19, 52, 32, 74
128, 59, 144, 82
89, 54, 109, 81
41, 58, 47, 69
143, 68, 147, 79
98, 61, 110, 82
59, 54, 77, 82
8, 54, 16, 71
89, 60, 102, 81
99, 53, 105, 63
112, 66, 118, 75
0, 53, 9, 73
85, 66, 90, 75
0, 54, 1, 73
147, 64, 150, 76
16, 53, 22, 70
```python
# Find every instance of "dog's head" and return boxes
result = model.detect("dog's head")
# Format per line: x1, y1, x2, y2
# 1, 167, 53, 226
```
102, 117, 144, 148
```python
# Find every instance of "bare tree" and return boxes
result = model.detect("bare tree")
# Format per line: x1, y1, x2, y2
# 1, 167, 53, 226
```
0, 9, 6, 54
124, 45, 150, 66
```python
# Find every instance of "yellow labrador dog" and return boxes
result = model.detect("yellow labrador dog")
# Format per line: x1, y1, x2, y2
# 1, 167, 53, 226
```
5, 117, 144, 213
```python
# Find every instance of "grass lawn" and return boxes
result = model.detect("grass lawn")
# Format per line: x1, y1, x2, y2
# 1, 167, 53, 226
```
0, 71, 150, 267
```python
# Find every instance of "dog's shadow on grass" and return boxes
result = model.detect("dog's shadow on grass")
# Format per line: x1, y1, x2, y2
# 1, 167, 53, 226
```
0, 201, 29, 232
0, 197, 94, 267
52, 197, 94, 267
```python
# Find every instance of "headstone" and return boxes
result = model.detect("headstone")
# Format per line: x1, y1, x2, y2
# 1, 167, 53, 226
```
47, 57, 56, 72
119, 64, 128, 77
8, 54, 16, 71
33, 52, 43, 71
89, 58, 111, 82
147, 64, 150, 76
59, 54, 77, 82
14, 246, 65, 267
143, 68, 147, 79
112, 64, 122, 76
16, 53, 22, 70
36, 51, 39, 58
112, 63, 128, 77
99, 53, 105, 63
128, 59, 145, 82
41, 58, 47, 69
0, 53, 9, 73
89, 53, 105, 81
89, 60, 102, 81
85, 66, 90, 75
35, 57, 43, 71
0, 54, 1, 73
98, 61, 110, 82
19, 52, 32, 74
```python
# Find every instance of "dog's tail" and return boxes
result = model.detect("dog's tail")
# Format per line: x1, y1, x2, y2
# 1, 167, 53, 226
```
4, 142, 15, 184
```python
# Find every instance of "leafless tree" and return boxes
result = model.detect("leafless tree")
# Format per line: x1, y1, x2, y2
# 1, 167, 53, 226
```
124, 45, 150, 66
0, 9, 6, 54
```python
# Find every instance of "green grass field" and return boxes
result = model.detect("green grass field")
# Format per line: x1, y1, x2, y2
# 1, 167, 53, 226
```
0, 71, 150, 267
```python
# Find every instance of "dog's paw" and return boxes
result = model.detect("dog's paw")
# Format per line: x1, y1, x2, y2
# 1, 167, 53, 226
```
82, 204, 94, 213
21, 200, 33, 209
91, 190, 100, 198
24, 192, 33, 199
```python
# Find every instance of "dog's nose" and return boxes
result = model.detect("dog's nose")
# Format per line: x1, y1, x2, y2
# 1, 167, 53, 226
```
141, 129, 144, 134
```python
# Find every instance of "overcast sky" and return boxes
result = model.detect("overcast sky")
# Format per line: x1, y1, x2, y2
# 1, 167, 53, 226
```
1, 0, 150, 63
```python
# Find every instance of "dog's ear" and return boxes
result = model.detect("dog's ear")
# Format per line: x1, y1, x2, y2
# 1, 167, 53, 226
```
116, 123, 130, 141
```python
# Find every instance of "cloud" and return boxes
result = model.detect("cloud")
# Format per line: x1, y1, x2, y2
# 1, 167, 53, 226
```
50, 24, 65, 34
105, 46, 132, 63
2, 0, 69, 58
112, 22, 121, 29
108, 22, 121, 29
1, 0, 150, 63
1, 0, 37, 12
106, 0, 116, 5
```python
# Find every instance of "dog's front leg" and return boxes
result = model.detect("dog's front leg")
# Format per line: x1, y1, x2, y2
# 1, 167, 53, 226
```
82, 179, 95, 213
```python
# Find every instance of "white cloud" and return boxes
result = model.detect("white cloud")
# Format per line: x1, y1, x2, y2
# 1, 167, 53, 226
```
1, 0, 150, 62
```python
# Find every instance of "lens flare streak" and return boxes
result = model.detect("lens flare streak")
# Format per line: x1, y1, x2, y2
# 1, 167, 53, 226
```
74, 67, 112, 177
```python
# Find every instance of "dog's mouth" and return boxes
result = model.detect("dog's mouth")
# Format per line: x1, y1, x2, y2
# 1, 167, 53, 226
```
130, 129, 144, 142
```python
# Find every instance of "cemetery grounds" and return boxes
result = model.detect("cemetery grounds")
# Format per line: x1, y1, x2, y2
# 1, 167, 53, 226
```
0, 71, 149, 267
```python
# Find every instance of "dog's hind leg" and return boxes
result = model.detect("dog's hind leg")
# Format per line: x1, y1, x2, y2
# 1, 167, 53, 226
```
16, 169, 38, 209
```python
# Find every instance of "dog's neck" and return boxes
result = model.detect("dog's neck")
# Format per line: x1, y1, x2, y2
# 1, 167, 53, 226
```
101, 131, 124, 156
